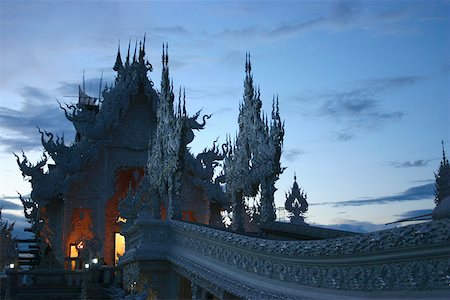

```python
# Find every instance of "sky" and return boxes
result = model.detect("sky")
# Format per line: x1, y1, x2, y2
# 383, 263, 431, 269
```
0, 0, 449, 236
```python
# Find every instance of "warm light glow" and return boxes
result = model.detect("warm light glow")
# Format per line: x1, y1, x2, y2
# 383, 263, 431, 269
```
117, 216, 127, 223
76, 241, 85, 250
69, 245, 78, 270
115, 232, 125, 265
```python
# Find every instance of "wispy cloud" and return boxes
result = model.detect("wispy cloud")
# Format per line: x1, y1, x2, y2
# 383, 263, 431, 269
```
395, 209, 433, 219
314, 182, 434, 207
315, 75, 423, 141
283, 148, 305, 162
0, 85, 75, 152
0, 195, 23, 211
388, 159, 433, 168
212, 1, 416, 44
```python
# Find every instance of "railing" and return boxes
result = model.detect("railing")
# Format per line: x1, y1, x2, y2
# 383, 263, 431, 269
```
120, 218, 450, 299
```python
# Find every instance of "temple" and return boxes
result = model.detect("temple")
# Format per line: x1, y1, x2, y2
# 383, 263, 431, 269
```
13, 39, 232, 269
3, 38, 450, 299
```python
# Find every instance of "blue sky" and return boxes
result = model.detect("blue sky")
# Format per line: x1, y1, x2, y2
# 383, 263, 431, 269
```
0, 0, 449, 235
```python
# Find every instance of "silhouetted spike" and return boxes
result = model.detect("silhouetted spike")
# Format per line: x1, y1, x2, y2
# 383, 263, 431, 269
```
165, 43, 169, 65
143, 33, 146, 51
182, 88, 186, 116
161, 43, 165, 67
178, 87, 182, 116
443, 140, 447, 164
126, 40, 131, 66
113, 41, 123, 72
133, 40, 137, 62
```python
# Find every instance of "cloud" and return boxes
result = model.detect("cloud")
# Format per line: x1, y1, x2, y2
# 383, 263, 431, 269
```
314, 182, 434, 207
0, 196, 23, 211
153, 25, 189, 35
0, 85, 76, 152
395, 209, 433, 220
212, 1, 415, 44
313, 220, 396, 233
388, 159, 433, 168
314, 75, 423, 141
283, 148, 305, 162
333, 130, 355, 142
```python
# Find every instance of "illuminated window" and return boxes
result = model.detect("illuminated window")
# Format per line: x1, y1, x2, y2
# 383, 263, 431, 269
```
69, 244, 78, 270
114, 232, 125, 265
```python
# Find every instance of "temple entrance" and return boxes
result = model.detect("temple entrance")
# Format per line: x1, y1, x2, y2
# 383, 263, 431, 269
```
104, 167, 144, 265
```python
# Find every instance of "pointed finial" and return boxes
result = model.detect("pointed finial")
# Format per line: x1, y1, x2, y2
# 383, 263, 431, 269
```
248, 53, 251, 73
113, 41, 123, 72
294, 172, 297, 182
126, 39, 131, 65
165, 43, 169, 65
162, 43, 165, 65
183, 87, 186, 116
143, 33, 146, 51
442, 140, 447, 164
245, 53, 248, 73
132, 40, 138, 62
178, 87, 182, 116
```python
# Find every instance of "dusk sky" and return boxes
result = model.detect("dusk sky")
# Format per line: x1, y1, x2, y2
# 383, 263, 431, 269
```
0, 0, 449, 235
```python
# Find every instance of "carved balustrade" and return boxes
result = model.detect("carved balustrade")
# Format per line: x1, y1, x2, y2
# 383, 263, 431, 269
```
120, 218, 450, 299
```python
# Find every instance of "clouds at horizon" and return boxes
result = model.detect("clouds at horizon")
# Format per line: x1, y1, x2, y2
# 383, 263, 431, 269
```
314, 182, 434, 207
315, 220, 396, 233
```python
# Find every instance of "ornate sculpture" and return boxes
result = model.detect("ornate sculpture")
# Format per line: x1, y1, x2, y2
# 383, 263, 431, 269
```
224, 54, 284, 231
284, 174, 308, 224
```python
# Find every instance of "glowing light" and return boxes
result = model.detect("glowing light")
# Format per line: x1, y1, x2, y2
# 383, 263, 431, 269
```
92, 258, 98, 264
9, 263, 15, 269
115, 232, 125, 265
76, 241, 85, 250
84, 263, 90, 269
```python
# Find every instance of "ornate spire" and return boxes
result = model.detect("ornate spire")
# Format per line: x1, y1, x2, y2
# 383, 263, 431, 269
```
442, 140, 448, 166
125, 40, 131, 67
435, 140, 450, 206
285, 173, 308, 224
139, 33, 146, 63
133, 40, 138, 63
113, 41, 123, 72
245, 52, 252, 75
